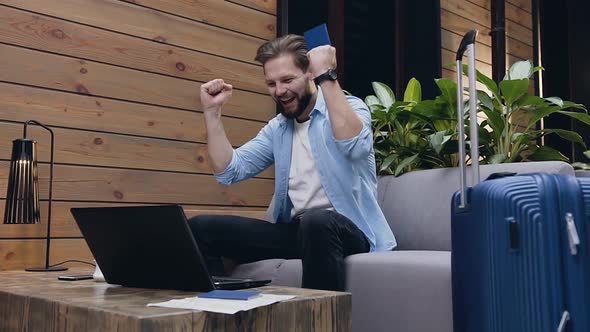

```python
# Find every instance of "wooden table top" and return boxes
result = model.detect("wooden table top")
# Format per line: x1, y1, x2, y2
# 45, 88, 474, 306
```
0, 267, 351, 331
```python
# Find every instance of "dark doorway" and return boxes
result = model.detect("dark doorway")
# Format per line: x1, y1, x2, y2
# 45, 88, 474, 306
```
539, 0, 590, 161
280, 0, 442, 101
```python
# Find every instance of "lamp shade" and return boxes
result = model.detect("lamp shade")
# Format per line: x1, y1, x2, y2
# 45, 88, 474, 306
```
3, 139, 40, 224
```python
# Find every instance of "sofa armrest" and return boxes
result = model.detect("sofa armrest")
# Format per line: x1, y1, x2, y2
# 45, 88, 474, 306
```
345, 251, 452, 332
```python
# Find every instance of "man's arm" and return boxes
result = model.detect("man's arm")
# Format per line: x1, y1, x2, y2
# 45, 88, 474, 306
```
307, 46, 363, 140
200, 79, 234, 173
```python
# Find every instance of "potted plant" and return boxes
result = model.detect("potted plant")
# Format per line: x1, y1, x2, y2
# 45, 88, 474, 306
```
366, 78, 460, 176
460, 60, 589, 164
367, 60, 590, 176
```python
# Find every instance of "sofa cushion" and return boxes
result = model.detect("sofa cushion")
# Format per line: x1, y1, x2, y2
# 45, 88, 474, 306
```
346, 251, 452, 332
229, 252, 453, 332
378, 161, 574, 251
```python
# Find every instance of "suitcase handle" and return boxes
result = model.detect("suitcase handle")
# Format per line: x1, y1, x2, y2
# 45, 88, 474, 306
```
456, 30, 480, 208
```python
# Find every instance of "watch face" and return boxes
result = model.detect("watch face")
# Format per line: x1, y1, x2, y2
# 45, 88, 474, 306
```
314, 69, 338, 85
328, 69, 337, 80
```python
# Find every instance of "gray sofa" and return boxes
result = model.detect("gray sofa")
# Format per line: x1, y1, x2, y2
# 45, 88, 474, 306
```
229, 161, 575, 332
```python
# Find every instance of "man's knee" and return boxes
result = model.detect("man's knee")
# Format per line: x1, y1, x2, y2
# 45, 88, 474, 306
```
299, 209, 338, 238
187, 215, 224, 236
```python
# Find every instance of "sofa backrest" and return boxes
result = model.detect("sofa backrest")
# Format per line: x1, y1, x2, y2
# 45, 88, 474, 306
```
377, 161, 575, 251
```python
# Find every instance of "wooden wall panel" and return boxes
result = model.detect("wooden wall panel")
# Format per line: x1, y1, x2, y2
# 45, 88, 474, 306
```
120, 0, 276, 40
506, 2, 532, 29
441, 0, 533, 130
0, 6, 267, 94
0, 44, 273, 122
0, 122, 274, 178
0, 201, 267, 238
0, 0, 277, 270
0, 83, 261, 146
441, 0, 534, 85
506, 20, 533, 47
0, 239, 92, 271
0, 162, 274, 207
442, 30, 492, 64
228, 0, 276, 15
3, 0, 263, 65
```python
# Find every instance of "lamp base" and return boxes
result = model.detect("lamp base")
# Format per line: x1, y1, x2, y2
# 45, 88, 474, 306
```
25, 266, 68, 272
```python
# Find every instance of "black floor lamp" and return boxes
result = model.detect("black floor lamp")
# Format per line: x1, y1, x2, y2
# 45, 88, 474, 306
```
3, 120, 67, 272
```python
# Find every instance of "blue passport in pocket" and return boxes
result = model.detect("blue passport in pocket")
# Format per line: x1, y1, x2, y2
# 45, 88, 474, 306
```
198, 290, 261, 300
304, 23, 331, 50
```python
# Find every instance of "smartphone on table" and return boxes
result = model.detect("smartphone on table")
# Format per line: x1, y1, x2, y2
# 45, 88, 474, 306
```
58, 274, 94, 281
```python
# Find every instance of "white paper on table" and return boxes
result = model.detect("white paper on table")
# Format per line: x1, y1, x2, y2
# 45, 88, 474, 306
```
147, 294, 296, 314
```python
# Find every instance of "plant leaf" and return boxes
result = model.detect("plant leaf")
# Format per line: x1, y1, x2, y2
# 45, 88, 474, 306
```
371, 109, 388, 122
403, 78, 422, 103
562, 101, 587, 110
394, 154, 419, 176
541, 129, 586, 146
517, 95, 546, 108
528, 146, 569, 162
507, 60, 533, 80
477, 90, 494, 111
532, 66, 544, 74
365, 95, 381, 107
488, 154, 507, 164
435, 78, 457, 107
379, 154, 397, 172
584, 150, 590, 160
558, 111, 590, 126
500, 79, 529, 106
428, 130, 452, 154
372, 82, 395, 108
526, 105, 561, 127
412, 100, 440, 118
572, 162, 590, 170
481, 108, 506, 135
460, 64, 499, 95
545, 96, 564, 107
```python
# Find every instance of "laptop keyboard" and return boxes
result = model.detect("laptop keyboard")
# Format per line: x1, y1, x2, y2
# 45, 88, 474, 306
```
212, 276, 250, 283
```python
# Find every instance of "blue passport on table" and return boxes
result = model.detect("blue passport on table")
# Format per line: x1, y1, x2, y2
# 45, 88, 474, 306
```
304, 23, 331, 50
198, 290, 261, 300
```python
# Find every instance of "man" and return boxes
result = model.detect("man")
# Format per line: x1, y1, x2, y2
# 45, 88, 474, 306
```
189, 34, 396, 291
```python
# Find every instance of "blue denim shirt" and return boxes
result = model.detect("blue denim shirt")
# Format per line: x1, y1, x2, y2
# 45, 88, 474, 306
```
215, 89, 397, 252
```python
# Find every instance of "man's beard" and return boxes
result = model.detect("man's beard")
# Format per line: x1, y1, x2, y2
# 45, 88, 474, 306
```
277, 91, 313, 119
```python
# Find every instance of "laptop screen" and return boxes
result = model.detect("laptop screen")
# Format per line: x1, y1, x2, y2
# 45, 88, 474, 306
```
71, 205, 216, 292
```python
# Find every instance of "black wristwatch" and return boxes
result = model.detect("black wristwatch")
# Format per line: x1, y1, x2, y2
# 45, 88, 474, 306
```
313, 68, 338, 85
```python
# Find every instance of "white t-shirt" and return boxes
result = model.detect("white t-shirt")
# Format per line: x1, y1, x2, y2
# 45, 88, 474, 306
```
288, 119, 333, 217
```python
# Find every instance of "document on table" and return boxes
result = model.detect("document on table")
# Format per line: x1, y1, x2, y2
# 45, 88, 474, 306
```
147, 294, 296, 314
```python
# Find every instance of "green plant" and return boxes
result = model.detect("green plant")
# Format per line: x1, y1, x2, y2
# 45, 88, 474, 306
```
366, 78, 461, 176
367, 60, 590, 176
461, 60, 590, 163
573, 150, 590, 170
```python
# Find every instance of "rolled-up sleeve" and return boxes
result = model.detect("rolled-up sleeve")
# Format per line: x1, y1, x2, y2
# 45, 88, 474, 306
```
333, 97, 373, 160
214, 121, 275, 185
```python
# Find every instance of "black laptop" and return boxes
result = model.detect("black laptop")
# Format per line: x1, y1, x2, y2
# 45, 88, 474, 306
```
70, 205, 271, 292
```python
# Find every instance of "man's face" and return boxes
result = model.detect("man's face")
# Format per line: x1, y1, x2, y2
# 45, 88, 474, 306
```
263, 55, 313, 119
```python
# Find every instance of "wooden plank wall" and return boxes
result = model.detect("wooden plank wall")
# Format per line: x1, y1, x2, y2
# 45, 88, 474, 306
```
0, 0, 277, 270
441, 0, 533, 85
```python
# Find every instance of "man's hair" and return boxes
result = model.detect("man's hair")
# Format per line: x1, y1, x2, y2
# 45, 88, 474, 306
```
254, 34, 309, 72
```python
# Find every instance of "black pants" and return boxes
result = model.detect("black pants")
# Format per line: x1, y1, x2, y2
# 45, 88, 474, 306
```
187, 209, 370, 291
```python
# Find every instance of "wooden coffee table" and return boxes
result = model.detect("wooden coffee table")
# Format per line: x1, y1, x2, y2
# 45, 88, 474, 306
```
0, 268, 351, 331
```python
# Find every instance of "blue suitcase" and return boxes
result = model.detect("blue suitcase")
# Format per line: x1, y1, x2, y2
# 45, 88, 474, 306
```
451, 31, 590, 332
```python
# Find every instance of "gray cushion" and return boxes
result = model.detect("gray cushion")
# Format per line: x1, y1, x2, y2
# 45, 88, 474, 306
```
378, 161, 574, 251
346, 251, 452, 332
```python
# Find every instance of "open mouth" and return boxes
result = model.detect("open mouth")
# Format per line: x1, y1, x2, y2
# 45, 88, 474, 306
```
280, 97, 296, 107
